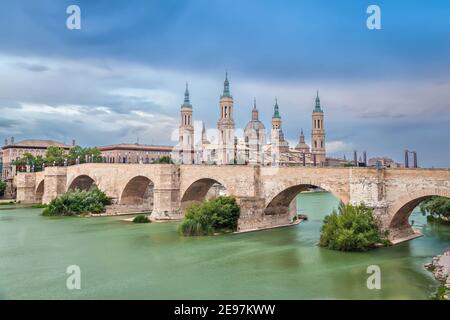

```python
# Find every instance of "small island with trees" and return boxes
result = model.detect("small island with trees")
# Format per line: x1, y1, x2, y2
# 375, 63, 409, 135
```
42, 188, 111, 217
319, 203, 391, 252
178, 196, 240, 236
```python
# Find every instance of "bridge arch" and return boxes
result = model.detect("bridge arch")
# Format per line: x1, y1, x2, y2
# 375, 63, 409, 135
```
67, 175, 97, 192
180, 178, 229, 212
119, 176, 155, 211
264, 183, 346, 216
35, 180, 44, 203
389, 188, 450, 230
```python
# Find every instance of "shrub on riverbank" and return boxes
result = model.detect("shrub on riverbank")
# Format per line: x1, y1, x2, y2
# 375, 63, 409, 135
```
319, 203, 389, 252
133, 215, 150, 223
431, 285, 449, 300
42, 188, 111, 216
178, 196, 240, 236
0, 180, 6, 197
420, 196, 450, 225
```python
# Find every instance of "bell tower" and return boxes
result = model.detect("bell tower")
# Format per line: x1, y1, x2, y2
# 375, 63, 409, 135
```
217, 72, 235, 164
179, 83, 194, 164
311, 91, 326, 165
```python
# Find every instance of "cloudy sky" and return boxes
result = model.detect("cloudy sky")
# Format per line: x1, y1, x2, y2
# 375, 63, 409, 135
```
0, 0, 449, 167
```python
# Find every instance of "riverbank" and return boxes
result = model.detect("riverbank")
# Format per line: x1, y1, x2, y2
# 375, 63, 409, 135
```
425, 248, 450, 300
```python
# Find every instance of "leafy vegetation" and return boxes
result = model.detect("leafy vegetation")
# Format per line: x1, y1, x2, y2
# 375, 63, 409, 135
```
430, 285, 449, 300
152, 156, 173, 164
42, 188, 111, 216
178, 196, 240, 236
13, 146, 103, 171
0, 179, 6, 197
133, 214, 150, 223
319, 203, 389, 251
420, 196, 450, 224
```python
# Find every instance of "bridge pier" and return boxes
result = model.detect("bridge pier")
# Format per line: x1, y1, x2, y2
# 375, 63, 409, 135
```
15, 173, 37, 204
42, 167, 67, 204
236, 197, 296, 231
150, 165, 182, 220
151, 188, 182, 220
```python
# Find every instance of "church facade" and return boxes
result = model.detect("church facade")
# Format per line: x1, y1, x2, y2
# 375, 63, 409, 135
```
173, 74, 326, 167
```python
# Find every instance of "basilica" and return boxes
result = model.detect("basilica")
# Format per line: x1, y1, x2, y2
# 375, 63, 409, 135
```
173, 73, 326, 166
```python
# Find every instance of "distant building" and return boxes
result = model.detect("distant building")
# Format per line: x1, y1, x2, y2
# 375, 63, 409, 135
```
324, 157, 353, 167
98, 143, 173, 164
1, 138, 73, 179
368, 157, 403, 168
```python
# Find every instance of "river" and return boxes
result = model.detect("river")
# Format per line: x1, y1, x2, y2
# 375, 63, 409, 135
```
1, 192, 449, 299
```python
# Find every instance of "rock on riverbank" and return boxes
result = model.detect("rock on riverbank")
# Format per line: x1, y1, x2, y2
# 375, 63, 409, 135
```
425, 248, 450, 300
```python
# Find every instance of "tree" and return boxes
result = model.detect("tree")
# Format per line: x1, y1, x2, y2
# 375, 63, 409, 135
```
420, 196, 450, 222
153, 156, 173, 164
45, 146, 65, 166
68, 146, 103, 164
178, 196, 240, 236
319, 203, 389, 251
42, 188, 111, 216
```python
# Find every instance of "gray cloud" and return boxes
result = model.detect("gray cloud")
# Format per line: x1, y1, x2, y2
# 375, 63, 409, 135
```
15, 62, 50, 73
1, 54, 450, 167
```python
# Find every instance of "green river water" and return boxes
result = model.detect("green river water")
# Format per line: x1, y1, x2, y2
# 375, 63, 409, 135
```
1, 192, 449, 300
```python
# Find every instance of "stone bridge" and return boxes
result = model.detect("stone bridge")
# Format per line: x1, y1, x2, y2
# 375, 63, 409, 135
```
15, 164, 450, 242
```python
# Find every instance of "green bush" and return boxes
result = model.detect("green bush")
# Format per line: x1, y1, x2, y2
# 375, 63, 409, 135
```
133, 214, 150, 223
0, 180, 6, 197
430, 285, 449, 300
152, 156, 173, 164
178, 196, 240, 236
42, 188, 111, 216
420, 196, 450, 223
319, 203, 389, 252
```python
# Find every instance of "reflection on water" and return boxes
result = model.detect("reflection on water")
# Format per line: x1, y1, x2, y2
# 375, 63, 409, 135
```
0, 192, 449, 299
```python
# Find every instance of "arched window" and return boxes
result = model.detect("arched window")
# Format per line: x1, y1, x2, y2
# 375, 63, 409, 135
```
321, 140, 323, 148
314, 141, 317, 148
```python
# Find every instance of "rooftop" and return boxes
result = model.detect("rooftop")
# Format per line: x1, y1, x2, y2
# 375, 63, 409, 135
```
3, 139, 72, 149
99, 143, 173, 152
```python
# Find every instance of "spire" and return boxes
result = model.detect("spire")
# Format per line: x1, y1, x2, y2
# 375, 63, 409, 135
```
222, 72, 231, 97
273, 98, 281, 118
182, 82, 192, 108
252, 98, 258, 120
299, 129, 305, 143
314, 90, 323, 112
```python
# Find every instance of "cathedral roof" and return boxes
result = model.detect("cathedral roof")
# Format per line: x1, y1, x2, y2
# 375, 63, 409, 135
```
295, 142, 310, 150
245, 99, 265, 132
245, 120, 266, 132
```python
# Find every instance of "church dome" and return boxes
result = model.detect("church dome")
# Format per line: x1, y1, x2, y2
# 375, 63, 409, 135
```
245, 99, 265, 133
245, 120, 265, 132
295, 129, 310, 151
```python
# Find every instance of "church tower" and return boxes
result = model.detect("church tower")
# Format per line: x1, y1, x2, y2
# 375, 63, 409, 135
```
311, 91, 326, 165
179, 83, 194, 164
217, 73, 235, 164
271, 99, 289, 165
